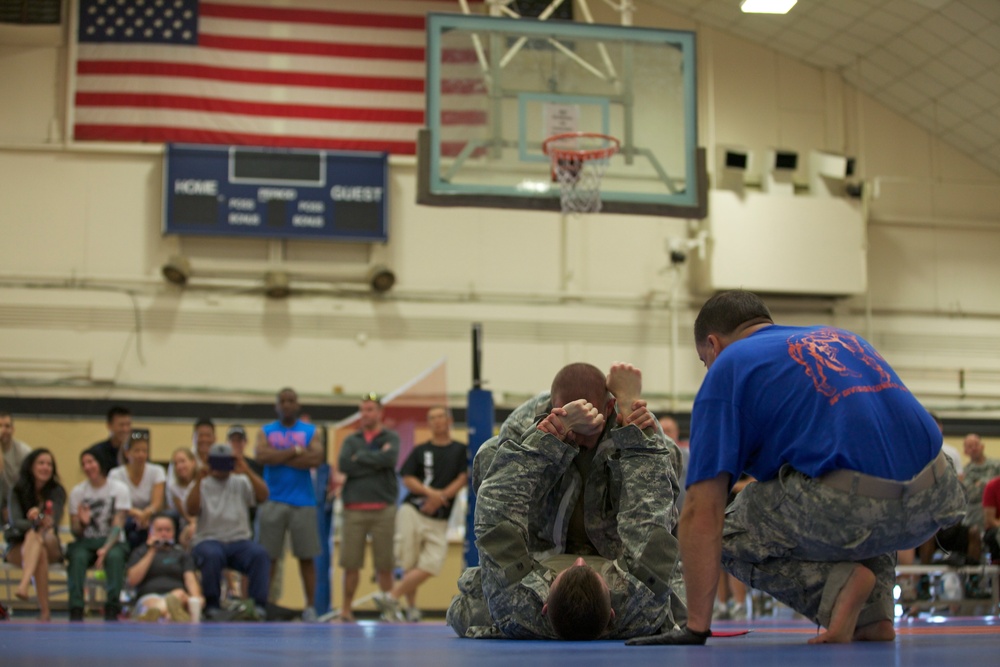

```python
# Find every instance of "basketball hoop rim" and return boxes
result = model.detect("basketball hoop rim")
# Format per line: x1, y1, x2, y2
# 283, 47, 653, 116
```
542, 132, 621, 162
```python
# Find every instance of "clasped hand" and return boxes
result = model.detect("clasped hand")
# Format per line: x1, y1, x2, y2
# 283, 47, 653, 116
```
538, 399, 605, 440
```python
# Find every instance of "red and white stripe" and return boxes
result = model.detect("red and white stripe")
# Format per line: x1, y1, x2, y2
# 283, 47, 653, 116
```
73, 0, 485, 154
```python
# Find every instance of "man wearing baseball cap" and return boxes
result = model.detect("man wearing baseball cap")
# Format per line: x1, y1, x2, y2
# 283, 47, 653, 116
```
187, 443, 271, 620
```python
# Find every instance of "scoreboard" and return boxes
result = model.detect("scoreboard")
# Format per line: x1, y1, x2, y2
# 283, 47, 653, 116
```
163, 144, 388, 242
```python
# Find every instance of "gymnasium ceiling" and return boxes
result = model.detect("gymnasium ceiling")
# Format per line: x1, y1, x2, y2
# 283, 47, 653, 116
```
645, 0, 1000, 176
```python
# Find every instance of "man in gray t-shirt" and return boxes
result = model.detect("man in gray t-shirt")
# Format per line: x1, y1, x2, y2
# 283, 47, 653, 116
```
187, 443, 270, 616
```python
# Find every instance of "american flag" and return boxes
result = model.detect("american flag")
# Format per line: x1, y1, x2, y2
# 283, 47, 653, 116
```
73, 0, 483, 154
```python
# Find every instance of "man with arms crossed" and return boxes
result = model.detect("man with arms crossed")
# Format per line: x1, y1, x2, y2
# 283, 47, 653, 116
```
630, 290, 966, 646
255, 388, 325, 621
377, 406, 467, 622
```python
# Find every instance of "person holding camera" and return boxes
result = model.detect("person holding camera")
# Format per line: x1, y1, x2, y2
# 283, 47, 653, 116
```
186, 443, 270, 620
125, 512, 203, 622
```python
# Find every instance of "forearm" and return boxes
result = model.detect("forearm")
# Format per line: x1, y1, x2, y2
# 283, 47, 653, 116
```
678, 478, 729, 633
442, 473, 468, 499
256, 445, 296, 466
101, 512, 127, 551
186, 479, 203, 517
248, 473, 269, 504
126, 549, 156, 588
475, 430, 574, 538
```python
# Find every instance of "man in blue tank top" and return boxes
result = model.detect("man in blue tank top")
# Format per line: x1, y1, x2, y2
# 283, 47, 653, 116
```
255, 387, 324, 621
629, 290, 965, 647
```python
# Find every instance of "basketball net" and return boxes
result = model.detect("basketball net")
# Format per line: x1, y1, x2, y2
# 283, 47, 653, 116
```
543, 133, 620, 214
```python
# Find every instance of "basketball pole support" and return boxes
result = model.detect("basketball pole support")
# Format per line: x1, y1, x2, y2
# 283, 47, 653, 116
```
464, 323, 494, 567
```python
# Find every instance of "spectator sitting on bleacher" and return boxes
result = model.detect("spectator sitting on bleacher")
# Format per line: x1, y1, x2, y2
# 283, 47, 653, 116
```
67, 450, 132, 621
125, 513, 203, 622
187, 443, 270, 621
109, 431, 166, 550
983, 474, 1000, 564
166, 447, 199, 549
4, 448, 66, 621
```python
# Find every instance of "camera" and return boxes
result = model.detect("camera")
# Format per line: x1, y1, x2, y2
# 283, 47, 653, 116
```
208, 454, 235, 472
152, 539, 174, 548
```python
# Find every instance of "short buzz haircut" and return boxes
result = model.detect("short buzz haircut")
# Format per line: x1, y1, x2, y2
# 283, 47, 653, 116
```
694, 289, 773, 347
546, 566, 612, 640
550, 363, 608, 409
106, 405, 131, 424
194, 417, 215, 431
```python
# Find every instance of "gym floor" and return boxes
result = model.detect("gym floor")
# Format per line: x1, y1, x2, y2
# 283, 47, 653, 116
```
1, 617, 997, 666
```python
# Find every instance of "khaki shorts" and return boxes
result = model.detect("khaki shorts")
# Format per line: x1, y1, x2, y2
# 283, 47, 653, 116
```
257, 502, 322, 559
339, 505, 396, 571
394, 502, 449, 576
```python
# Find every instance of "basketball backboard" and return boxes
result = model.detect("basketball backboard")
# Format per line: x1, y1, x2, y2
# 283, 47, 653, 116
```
418, 13, 705, 217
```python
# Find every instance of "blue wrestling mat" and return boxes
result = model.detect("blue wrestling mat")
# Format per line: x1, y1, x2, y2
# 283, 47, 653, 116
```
0, 617, 997, 666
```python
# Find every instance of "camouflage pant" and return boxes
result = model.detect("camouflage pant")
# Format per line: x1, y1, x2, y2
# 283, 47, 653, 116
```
722, 461, 966, 629
446, 566, 502, 639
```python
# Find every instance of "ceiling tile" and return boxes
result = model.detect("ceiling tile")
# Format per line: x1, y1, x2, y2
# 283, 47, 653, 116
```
939, 48, 988, 77
939, 91, 986, 119
883, 36, 933, 66
857, 59, 898, 87
958, 37, 1000, 68
865, 48, 914, 77
885, 81, 927, 110
865, 8, 916, 33
902, 24, 953, 57
921, 59, 967, 88
804, 5, 858, 31
953, 81, 1000, 110
963, 0, 1000, 21
977, 24, 1000, 49
906, 69, 952, 99
881, 0, 933, 21
921, 14, 973, 43
944, 1, 996, 33
842, 18, 896, 45
970, 111, 1000, 139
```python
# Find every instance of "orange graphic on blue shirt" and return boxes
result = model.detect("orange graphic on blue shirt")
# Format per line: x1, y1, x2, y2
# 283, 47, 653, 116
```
787, 328, 905, 405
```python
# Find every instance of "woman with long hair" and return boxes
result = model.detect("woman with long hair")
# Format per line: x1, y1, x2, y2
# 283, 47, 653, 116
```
4, 448, 67, 621
108, 431, 166, 549
166, 447, 198, 548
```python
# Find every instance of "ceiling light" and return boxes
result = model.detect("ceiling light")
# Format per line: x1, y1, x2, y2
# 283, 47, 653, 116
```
741, 0, 798, 14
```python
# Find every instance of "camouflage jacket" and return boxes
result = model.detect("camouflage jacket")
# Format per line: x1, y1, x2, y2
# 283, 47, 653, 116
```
473, 414, 684, 639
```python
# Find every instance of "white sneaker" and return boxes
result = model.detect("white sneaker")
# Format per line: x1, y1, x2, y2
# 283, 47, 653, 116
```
730, 603, 747, 620
301, 606, 317, 622
405, 607, 422, 623
373, 593, 404, 622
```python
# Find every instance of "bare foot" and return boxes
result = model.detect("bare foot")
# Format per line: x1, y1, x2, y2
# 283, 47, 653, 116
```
336, 613, 356, 623
807, 564, 876, 644
15, 587, 30, 601
854, 619, 895, 642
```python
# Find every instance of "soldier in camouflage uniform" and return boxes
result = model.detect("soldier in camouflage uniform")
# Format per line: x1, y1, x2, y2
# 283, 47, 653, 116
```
447, 362, 686, 640
919, 433, 1000, 564
630, 290, 966, 647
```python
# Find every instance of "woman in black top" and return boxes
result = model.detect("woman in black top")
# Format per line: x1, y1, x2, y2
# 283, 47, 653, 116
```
5, 448, 66, 621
